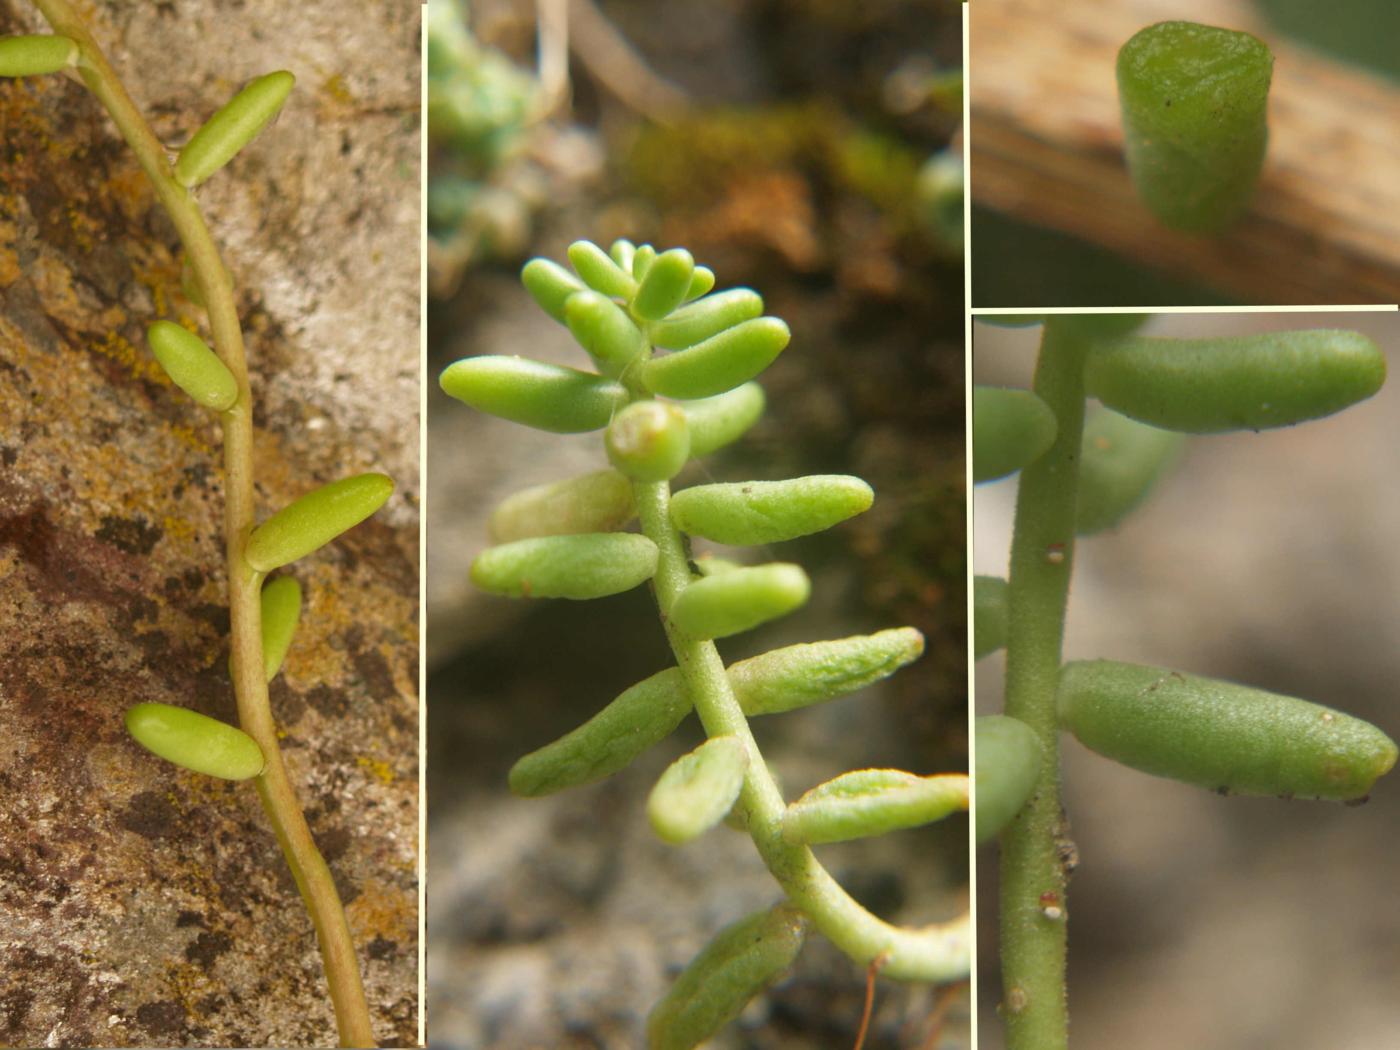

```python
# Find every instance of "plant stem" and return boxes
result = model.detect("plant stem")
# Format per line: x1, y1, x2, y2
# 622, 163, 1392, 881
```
997, 320, 1090, 1050
30, 3, 374, 1044
633, 479, 970, 982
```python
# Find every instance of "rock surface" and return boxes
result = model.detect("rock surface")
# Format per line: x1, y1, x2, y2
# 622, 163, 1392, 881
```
0, 2, 420, 1046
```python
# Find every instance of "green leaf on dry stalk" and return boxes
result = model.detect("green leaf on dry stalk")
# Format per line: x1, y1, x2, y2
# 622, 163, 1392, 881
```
125, 702, 265, 781
565, 290, 649, 377
520, 257, 585, 323
640, 318, 790, 400
176, 70, 295, 188
648, 288, 764, 350
440, 355, 628, 432
633, 248, 695, 321
606, 401, 691, 482
973, 575, 1009, 660
258, 574, 302, 681
568, 239, 637, 299
1076, 407, 1184, 535
0, 34, 77, 76
728, 628, 924, 716
974, 714, 1041, 844
147, 320, 238, 411
973, 386, 1057, 483
244, 472, 393, 572
680, 382, 766, 457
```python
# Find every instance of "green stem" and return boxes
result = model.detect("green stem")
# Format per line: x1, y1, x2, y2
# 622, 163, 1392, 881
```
633, 479, 969, 982
30, 4, 374, 1044
998, 320, 1090, 1050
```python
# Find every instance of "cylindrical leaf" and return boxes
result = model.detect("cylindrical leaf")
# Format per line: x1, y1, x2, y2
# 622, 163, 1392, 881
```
632, 248, 696, 321
647, 735, 750, 844
244, 473, 392, 572
670, 475, 872, 546
606, 401, 691, 482
521, 258, 584, 323
565, 290, 649, 376
632, 243, 657, 280
782, 770, 968, 845
647, 904, 808, 1050
471, 533, 658, 599
1118, 21, 1272, 232
1076, 407, 1184, 535
669, 563, 810, 640
1059, 660, 1398, 801
176, 71, 296, 188
973, 386, 1057, 483
440, 355, 628, 432
489, 469, 635, 542
509, 667, 691, 796
567, 239, 637, 299
258, 575, 302, 681
0, 34, 77, 77
609, 238, 637, 272
683, 266, 716, 302
147, 320, 238, 411
640, 318, 790, 400
973, 575, 1009, 660
125, 702, 265, 781
682, 382, 766, 457
648, 289, 765, 351
974, 715, 1041, 844
729, 627, 925, 716
1085, 330, 1386, 433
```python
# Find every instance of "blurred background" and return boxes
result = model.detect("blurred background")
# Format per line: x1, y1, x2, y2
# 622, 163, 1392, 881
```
426, 0, 967, 1045
969, 0, 1400, 306
974, 314, 1400, 1050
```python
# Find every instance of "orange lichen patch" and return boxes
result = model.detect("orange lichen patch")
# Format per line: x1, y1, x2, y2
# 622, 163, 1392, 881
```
0, 219, 20, 287
94, 328, 171, 387
321, 73, 355, 107
345, 876, 417, 944
356, 755, 395, 785
66, 199, 101, 254
32, 252, 90, 329
107, 165, 154, 225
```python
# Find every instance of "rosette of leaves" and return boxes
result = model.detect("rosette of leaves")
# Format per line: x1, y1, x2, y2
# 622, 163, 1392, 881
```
427, 0, 540, 281
442, 239, 970, 1048
972, 314, 1395, 1050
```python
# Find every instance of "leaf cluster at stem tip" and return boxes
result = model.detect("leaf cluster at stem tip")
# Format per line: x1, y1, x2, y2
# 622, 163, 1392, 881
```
443, 239, 972, 1048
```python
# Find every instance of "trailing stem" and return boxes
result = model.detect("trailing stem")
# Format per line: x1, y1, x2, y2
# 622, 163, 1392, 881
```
29, 2, 373, 1043
998, 320, 1090, 1050
633, 479, 970, 982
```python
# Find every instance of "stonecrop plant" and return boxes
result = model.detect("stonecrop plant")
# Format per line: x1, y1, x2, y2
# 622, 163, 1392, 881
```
1117, 21, 1273, 233
442, 238, 971, 1048
4, 4, 392, 1046
972, 315, 1396, 1050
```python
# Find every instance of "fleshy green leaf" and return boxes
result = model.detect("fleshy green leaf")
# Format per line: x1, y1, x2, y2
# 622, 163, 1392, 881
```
440, 355, 628, 432
681, 382, 766, 457
683, 265, 716, 302
147, 320, 238, 411
258, 575, 302, 681
1117, 21, 1272, 232
489, 469, 635, 543
471, 533, 658, 599
244, 473, 393, 572
1059, 659, 1398, 801
521, 258, 585, 323
1085, 330, 1386, 433
668, 563, 809, 640
565, 290, 649, 377
176, 71, 296, 188
973, 575, 1009, 659
647, 904, 808, 1050
609, 238, 637, 272
973, 386, 1057, 483
729, 627, 924, 716
670, 475, 872, 546
648, 289, 765, 351
974, 715, 1041, 844
605, 401, 691, 482
647, 735, 749, 844
639, 318, 790, 400
568, 239, 637, 299
125, 702, 265, 781
781, 769, 968, 845
1076, 407, 1184, 535
632, 243, 657, 280
0, 34, 77, 77
633, 248, 695, 321
508, 667, 691, 796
